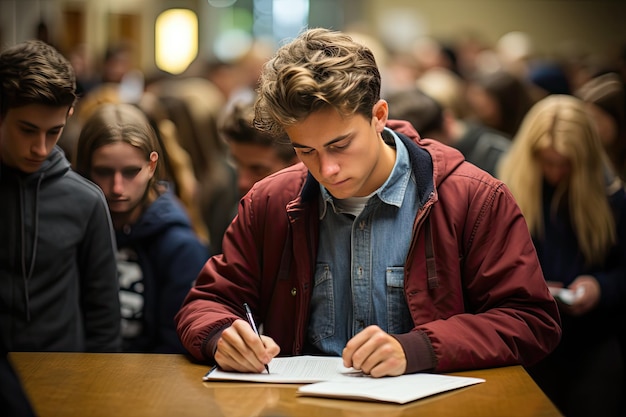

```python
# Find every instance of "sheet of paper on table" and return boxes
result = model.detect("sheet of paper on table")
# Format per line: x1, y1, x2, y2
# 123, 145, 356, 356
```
203, 355, 356, 383
203, 355, 485, 404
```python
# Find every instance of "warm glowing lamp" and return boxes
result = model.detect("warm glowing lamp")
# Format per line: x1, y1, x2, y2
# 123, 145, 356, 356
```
155, 9, 198, 74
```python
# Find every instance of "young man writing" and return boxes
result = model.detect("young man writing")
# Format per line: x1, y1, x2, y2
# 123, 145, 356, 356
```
176, 28, 561, 376
0, 40, 121, 352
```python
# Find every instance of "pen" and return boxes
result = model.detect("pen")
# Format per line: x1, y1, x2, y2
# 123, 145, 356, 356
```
202, 365, 217, 381
243, 302, 270, 374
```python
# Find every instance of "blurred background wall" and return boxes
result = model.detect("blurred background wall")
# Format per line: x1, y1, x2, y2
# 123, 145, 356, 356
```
0, 0, 624, 81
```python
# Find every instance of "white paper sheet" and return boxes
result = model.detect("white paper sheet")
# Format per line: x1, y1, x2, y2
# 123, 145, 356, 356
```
203, 355, 358, 383
297, 372, 485, 404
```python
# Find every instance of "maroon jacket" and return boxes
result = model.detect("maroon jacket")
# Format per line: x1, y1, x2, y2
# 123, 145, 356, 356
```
176, 120, 561, 373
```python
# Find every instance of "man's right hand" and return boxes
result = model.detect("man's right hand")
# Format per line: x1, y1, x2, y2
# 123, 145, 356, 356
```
214, 319, 280, 373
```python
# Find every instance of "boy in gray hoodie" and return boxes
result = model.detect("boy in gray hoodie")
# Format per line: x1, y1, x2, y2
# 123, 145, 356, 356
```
0, 40, 121, 352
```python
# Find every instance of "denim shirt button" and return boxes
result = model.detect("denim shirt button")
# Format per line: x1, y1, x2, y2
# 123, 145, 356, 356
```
290, 288, 297, 296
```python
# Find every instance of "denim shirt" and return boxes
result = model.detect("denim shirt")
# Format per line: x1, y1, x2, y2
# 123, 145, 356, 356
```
307, 128, 418, 355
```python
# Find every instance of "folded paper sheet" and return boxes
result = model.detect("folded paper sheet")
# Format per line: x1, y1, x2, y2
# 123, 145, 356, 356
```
297, 371, 485, 404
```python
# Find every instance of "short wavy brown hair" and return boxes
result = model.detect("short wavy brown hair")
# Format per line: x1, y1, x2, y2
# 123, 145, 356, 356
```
0, 40, 76, 117
253, 28, 381, 135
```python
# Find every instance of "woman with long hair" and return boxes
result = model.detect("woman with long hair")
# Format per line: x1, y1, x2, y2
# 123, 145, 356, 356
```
75, 103, 210, 353
498, 94, 626, 417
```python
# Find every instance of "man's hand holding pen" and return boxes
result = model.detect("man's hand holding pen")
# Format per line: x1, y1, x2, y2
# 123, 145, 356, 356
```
214, 318, 280, 373
244, 303, 270, 374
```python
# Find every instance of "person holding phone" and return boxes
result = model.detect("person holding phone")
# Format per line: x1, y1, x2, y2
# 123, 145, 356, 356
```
498, 94, 626, 417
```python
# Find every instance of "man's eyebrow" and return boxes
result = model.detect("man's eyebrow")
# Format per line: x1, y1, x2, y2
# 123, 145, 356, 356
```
291, 134, 350, 149
18, 120, 65, 130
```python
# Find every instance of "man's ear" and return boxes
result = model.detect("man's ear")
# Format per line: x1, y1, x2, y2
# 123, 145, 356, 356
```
67, 106, 75, 118
372, 99, 388, 133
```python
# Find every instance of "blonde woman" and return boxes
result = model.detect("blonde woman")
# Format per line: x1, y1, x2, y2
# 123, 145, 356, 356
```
498, 94, 626, 417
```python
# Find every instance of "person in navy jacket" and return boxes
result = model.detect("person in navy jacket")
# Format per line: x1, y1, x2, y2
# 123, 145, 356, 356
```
76, 103, 209, 353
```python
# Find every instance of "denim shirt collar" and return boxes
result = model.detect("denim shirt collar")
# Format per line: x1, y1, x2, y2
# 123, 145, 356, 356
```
319, 128, 412, 219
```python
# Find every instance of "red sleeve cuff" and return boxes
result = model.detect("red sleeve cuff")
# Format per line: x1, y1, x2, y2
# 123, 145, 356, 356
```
392, 330, 437, 374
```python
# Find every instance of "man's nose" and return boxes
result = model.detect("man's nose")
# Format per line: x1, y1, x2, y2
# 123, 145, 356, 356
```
30, 133, 47, 157
318, 152, 340, 178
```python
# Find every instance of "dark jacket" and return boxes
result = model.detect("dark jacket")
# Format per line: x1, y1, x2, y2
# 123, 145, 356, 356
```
116, 188, 209, 353
535, 178, 626, 340
0, 146, 120, 352
454, 121, 511, 177
176, 120, 561, 373
0, 341, 36, 417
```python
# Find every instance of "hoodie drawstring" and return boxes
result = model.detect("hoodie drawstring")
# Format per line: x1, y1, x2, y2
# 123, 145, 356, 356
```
20, 174, 43, 322
424, 218, 439, 290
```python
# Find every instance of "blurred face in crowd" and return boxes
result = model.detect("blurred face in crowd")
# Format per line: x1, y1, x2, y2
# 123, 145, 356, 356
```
538, 146, 571, 186
465, 83, 500, 128
0, 104, 71, 173
228, 142, 296, 197
90, 141, 157, 222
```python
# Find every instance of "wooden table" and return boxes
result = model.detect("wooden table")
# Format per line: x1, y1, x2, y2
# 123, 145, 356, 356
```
9, 352, 562, 417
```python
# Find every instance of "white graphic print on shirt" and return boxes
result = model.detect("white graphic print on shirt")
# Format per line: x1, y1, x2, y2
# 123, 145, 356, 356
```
117, 248, 144, 339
